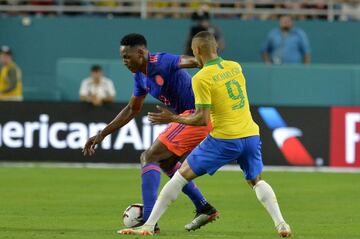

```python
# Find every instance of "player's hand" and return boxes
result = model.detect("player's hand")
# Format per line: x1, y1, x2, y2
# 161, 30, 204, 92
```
82, 133, 104, 156
92, 96, 103, 107
148, 105, 177, 124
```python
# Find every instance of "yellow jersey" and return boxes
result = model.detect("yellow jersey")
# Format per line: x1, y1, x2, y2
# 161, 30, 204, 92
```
0, 62, 23, 101
192, 57, 259, 139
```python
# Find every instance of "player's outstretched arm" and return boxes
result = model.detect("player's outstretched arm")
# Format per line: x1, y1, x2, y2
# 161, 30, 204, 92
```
83, 95, 145, 156
178, 55, 200, 68
148, 105, 210, 126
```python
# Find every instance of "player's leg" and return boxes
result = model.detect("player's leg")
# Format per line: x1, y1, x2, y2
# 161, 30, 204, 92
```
250, 175, 291, 237
238, 136, 291, 237
159, 158, 209, 211
145, 136, 229, 231
140, 138, 211, 224
139, 140, 171, 225
119, 160, 200, 235
143, 160, 200, 229
118, 135, 227, 235
157, 120, 217, 217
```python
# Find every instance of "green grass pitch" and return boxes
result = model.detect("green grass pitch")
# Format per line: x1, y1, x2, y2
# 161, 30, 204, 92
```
0, 167, 359, 239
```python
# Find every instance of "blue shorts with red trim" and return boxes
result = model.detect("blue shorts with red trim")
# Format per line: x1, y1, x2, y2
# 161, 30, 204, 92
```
187, 135, 263, 180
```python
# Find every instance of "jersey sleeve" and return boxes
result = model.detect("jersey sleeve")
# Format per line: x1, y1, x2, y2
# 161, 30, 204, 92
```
192, 75, 212, 108
160, 53, 181, 72
133, 74, 147, 97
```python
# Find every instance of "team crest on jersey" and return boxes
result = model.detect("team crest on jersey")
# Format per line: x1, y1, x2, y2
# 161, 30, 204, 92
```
155, 75, 164, 86
149, 55, 158, 63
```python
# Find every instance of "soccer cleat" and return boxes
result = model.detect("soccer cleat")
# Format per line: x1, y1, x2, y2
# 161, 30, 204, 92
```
153, 223, 160, 235
184, 203, 220, 231
117, 224, 155, 236
276, 222, 292, 238
134, 222, 160, 234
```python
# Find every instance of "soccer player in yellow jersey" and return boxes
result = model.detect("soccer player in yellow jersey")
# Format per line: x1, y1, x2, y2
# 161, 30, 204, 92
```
119, 31, 291, 237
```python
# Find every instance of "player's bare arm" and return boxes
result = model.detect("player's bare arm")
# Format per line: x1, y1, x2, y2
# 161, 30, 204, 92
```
178, 55, 200, 68
83, 95, 145, 156
148, 105, 210, 126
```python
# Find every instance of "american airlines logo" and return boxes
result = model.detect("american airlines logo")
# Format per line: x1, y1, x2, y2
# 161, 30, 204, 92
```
0, 114, 166, 150
258, 107, 315, 166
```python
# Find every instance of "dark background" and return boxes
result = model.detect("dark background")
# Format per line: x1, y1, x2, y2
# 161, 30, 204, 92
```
0, 102, 330, 166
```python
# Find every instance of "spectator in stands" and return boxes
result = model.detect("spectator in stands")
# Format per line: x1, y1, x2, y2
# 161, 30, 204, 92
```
79, 65, 116, 106
340, 0, 360, 21
0, 45, 23, 101
63, 0, 86, 15
30, 0, 55, 16
148, 1, 169, 18
301, 0, 328, 20
184, 3, 224, 56
93, 0, 119, 17
261, 15, 311, 64
95, 0, 117, 7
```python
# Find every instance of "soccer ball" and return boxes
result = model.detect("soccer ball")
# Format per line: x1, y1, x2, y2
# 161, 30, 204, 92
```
123, 203, 143, 228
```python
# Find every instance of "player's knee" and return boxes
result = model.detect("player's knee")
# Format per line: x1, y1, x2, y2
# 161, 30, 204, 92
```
140, 150, 158, 166
140, 151, 148, 166
159, 160, 171, 172
159, 157, 178, 173
178, 160, 197, 181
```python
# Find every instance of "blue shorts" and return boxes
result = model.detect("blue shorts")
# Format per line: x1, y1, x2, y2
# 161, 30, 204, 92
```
187, 135, 263, 180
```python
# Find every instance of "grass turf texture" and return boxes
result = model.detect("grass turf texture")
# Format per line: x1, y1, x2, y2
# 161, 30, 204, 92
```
0, 167, 359, 239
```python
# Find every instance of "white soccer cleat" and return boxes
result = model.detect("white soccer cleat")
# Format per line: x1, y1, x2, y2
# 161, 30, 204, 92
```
276, 222, 292, 238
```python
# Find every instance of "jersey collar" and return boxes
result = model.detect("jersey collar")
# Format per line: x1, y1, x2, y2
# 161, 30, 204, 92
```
204, 57, 223, 67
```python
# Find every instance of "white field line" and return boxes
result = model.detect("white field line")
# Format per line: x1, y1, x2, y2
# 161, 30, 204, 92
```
0, 162, 359, 173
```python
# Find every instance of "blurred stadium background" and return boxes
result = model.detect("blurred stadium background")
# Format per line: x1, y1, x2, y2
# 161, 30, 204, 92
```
0, 1, 360, 239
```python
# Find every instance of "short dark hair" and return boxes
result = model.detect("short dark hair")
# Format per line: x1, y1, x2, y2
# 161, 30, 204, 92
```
91, 64, 102, 72
193, 31, 216, 42
120, 33, 147, 47
192, 31, 217, 52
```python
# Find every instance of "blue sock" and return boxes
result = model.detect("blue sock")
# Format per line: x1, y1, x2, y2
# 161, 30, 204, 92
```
166, 162, 208, 211
141, 164, 161, 222
182, 181, 208, 211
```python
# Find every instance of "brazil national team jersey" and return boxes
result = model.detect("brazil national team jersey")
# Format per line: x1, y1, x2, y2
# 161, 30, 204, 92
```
192, 57, 259, 139
133, 53, 195, 114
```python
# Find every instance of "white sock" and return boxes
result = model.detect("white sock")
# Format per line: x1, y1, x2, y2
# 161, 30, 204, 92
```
253, 180, 285, 227
145, 171, 188, 227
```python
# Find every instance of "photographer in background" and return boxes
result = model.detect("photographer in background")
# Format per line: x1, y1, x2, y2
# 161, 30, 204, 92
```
0, 45, 23, 101
79, 65, 116, 107
184, 3, 224, 56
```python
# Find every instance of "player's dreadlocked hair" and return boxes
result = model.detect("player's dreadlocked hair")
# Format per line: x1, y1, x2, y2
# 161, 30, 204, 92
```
120, 33, 147, 47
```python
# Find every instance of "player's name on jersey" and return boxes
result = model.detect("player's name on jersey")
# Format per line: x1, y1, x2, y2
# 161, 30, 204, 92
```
211, 67, 241, 82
